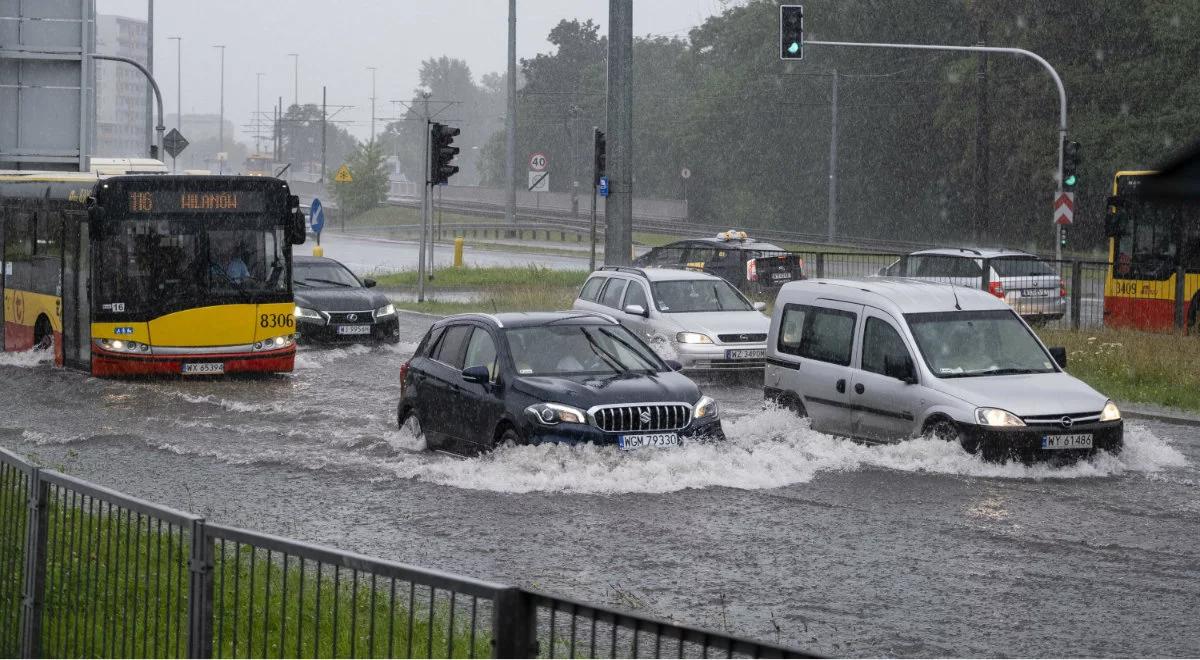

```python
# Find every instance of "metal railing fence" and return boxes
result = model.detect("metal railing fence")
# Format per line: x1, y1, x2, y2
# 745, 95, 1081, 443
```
0, 447, 812, 658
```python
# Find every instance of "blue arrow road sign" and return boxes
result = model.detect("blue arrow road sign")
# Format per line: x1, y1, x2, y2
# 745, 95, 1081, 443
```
599, 176, 609, 198
310, 198, 325, 234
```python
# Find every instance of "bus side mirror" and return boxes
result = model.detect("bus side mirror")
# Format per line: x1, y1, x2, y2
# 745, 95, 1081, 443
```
285, 195, 306, 245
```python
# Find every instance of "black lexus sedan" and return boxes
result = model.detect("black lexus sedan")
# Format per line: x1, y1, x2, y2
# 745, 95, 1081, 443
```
293, 256, 400, 343
397, 312, 724, 454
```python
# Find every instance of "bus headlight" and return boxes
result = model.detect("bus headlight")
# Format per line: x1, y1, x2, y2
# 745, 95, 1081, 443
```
1100, 400, 1121, 422
254, 335, 294, 351
295, 306, 324, 323
374, 303, 396, 318
975, 407, 1026, 427
96, 339, 151, 353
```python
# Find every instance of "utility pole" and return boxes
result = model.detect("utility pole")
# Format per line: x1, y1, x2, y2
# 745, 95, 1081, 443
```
321, 86, 328, 182
605, 0, 634, 266
255, 72, 264, 154
213, 44, 225, 171
367, 66, 377, 145
974, 20, 991, 242
146, 0, 154, 158
504, 0, 517, 228
168, 35, 181, 171
276, 95, 282, 162
827, 69, 838, 242
288, 53, 299, 107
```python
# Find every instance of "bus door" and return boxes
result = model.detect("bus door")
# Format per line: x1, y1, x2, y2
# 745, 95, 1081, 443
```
61, 212, 90, 369
0, 213, 5, 351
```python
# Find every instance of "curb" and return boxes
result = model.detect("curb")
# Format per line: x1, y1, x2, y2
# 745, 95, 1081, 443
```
1123, 410, 1200, 428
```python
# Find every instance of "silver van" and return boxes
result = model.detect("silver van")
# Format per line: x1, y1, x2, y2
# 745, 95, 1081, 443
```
764, 279, 1122, 461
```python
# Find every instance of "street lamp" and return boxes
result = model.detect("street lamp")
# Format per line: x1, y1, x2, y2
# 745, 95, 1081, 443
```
256, 72, 265, 155
168, 35, 181, 170
213, 44, 225, 172
367, 66, 377, 145
288, 53, 299, 107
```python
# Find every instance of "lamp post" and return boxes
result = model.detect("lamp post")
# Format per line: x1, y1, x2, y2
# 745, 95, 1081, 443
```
213, 44, 225, 172
168, 35, 181, 170
288, 53, 299, 107
256, 72, 265, 155
367, 66, 377, 146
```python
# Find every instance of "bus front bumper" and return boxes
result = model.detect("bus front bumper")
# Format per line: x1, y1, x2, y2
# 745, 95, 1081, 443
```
91, 345, 295, 377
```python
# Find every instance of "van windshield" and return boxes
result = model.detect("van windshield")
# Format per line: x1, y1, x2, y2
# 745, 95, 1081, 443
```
904, 309, 1057, 378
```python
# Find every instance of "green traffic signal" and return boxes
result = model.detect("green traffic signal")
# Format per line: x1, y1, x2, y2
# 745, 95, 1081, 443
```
1064, 174, 1077, 187
787, 41, 800, 55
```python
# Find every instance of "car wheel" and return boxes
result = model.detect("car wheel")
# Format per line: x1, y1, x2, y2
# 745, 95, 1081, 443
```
495, 426, 524, 450
1189, 295, 1200, 336
398, 405, 424, 439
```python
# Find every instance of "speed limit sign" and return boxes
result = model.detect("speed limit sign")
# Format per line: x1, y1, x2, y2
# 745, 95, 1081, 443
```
529, 152, 548, 172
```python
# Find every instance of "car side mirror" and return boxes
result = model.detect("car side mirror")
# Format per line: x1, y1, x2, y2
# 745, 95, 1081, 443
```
664, 359, 683, 372
753, 301, 767, 312
884, 355, 917, 384
623, 304, 647, 317
461, 365, 490, 384
1049, 346, 1067, 370
363, 278, 377, 288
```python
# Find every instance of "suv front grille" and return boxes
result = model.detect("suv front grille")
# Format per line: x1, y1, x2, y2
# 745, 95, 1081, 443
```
592, 404, 692, 433
327, 311, 374, 324
718, 333, 766, 343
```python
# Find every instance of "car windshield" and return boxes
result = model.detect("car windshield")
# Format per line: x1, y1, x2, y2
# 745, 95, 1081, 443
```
652, 280, 753, 313
905, 309, 1057, 378
294, 261, 361, 288
505, 324, 664, 375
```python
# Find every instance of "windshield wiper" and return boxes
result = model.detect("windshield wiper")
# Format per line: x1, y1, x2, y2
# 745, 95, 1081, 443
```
207, 260, 252, 301
965, 367, 1047, 376
580, 328, 628, 373
298, 277, 354, 288
597, 327, 659, 370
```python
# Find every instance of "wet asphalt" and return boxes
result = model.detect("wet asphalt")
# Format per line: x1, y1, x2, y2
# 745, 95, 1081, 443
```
1, 312, 1197, 657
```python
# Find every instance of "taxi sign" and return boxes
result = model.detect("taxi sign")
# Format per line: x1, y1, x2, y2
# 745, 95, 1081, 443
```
334, 164, 353, 183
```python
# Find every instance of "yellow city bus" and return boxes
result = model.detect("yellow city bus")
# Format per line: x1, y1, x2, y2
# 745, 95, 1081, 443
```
1104, 170, 1200, 333
0, 172, 307, 376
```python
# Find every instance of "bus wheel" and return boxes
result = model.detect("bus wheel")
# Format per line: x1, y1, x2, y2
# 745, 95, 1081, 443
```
33, 316, 54, 351
1190, 295, 1200, 336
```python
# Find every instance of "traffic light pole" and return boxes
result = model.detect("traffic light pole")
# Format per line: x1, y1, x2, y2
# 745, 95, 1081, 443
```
806, 40, 1067, 258
418, 120, 430, 303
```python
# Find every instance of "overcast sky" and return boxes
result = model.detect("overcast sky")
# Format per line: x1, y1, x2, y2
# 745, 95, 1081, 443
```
97, 0, 732, 145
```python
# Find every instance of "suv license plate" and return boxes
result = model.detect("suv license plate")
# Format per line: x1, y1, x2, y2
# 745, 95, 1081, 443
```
336, 325, 372, 335
182, 362, 224, 375
1042, 433, 1093, 449
618, 433, 680, 451
726, 349, 765, 359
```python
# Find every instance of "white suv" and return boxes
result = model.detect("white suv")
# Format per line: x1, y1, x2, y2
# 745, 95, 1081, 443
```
879, 248, 1067, 324
573, 267, 770, 371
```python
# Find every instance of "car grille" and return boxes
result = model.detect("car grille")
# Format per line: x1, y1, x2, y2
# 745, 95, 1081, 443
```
717, 333, 766, 343
592, 404, 692, 433
1021, 411, 1103, 427
327, 311, 374, 324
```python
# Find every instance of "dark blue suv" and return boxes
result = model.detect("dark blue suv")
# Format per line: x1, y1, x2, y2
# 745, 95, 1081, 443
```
397, 312, 725, 454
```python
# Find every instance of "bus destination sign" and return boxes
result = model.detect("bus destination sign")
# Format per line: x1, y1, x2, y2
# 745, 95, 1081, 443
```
127, 190, 267, 214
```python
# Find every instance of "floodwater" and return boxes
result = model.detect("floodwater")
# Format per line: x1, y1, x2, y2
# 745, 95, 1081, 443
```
1, 313, 1197, 657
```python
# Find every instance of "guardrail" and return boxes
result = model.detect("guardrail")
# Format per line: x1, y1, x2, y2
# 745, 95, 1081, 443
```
0, 446, 813, 658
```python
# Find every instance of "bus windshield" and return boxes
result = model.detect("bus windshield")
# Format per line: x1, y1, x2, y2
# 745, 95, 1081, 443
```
95, 217, 287, 315
1110, 176, 1200, 280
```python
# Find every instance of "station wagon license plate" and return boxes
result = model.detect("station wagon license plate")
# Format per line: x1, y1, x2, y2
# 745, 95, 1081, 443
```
618, 433, 680, 451
1022, 290, 1050, 298
336, 325, 372, 335
182, 362, 224, 376
771, 272, 793, 281
1042, 433, 1093, 449
725, 349, 765, 359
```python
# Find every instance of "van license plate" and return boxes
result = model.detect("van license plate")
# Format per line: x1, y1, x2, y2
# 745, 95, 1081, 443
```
1042, 433, 1093, 449
336, 325, 372, 335
726, 349, 765, 359
182, 362, 224, 375
618, 433, 680, 451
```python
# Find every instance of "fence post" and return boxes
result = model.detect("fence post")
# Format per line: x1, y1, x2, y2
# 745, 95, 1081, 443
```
815, 253, 825, 279
19, 469, 48, 659
187, 519, 214, 659
1174, 263, 1187, 330
491, 588, 538, 658
1071, 260, 1083, 330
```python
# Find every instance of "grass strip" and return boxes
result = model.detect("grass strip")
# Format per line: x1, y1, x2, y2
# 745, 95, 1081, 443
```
376, 265, 588, 289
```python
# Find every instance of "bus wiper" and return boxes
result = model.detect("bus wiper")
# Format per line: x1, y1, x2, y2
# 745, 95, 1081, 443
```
207, 260, 252, 301
580, 328, 628, 373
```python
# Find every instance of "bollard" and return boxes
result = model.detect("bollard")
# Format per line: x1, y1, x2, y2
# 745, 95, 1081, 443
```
454, 237, 464, 268
312, 244, 324, 257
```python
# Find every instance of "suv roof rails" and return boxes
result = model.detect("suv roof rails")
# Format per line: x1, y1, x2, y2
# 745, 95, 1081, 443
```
598, 266, 647, 278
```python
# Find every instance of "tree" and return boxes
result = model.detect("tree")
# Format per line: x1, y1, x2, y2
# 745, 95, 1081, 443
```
333, 141, 389, 217
277, 104, 359, 177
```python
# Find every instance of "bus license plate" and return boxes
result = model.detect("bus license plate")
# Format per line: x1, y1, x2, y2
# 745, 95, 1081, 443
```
618, 433, 680, 451
726, 349, 765, 359
1042, 433, 1093, 449
336, 325, 372, 335
182, 362, 224, 375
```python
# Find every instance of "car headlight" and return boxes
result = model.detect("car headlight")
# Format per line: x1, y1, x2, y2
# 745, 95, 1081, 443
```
375, 303, 396, 318
1100, 400, 1121, 422
295, 306, 324, 322
694, 395, 719, 419
525, 402, 587, 426
975, 407, 1026, 427
675, 332, 713, 344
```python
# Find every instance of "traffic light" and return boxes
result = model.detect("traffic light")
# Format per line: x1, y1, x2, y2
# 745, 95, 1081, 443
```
1059, 226, 1068, 249
779, 5, 804, 60
1062, 139, 1081, 190
429, 122, 460, 185
593, 129, 606, 185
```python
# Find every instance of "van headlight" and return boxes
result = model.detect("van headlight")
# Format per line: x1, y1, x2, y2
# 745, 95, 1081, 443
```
375, 303, 396, 318
525, 403, 587, 426
694, 395, 719, 419
676, 332, 713, 344
295, 306, 324, 322
1100, 400, 1121, 422
975, 407, 1026, 427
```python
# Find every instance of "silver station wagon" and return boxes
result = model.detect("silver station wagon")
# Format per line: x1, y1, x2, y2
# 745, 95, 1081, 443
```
763, 279, 1122, 462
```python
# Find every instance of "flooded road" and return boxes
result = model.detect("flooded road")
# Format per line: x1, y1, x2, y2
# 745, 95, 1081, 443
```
1, 313, 1197, 657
